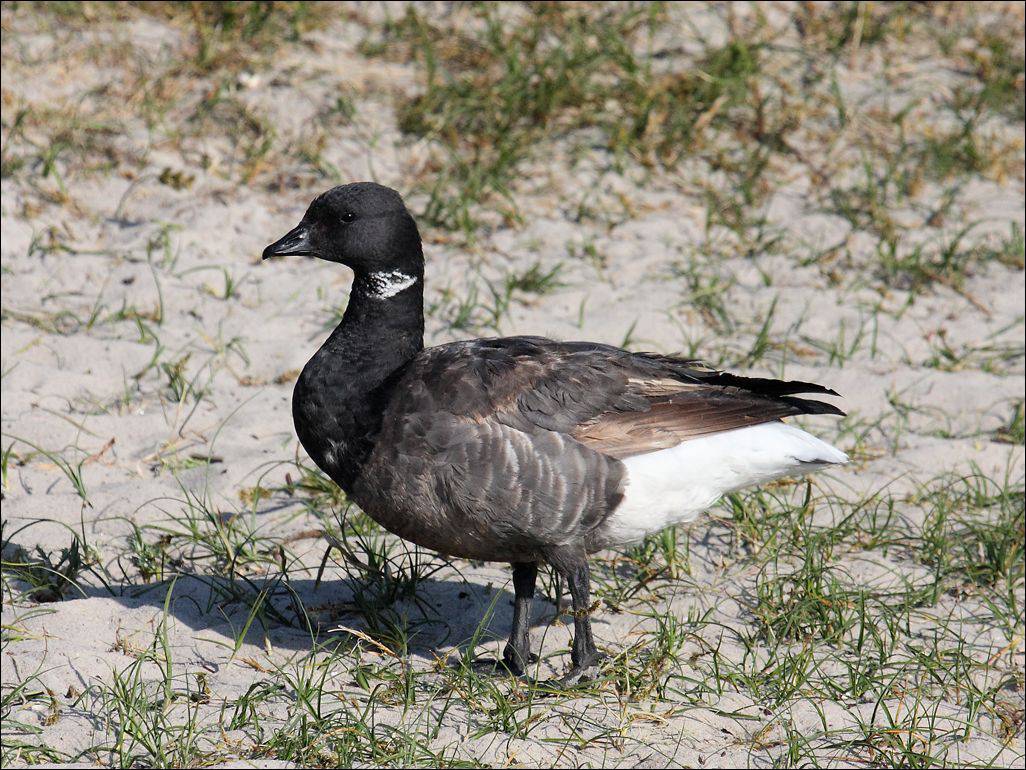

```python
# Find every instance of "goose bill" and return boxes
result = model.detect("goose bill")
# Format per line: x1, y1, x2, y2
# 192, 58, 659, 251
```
263, 224, 313, 259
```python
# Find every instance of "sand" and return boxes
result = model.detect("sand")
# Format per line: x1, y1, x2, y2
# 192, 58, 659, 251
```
2, 3, 1024, 767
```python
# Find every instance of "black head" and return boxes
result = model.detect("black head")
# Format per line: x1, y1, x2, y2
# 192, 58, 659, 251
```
262, 183, 423, 277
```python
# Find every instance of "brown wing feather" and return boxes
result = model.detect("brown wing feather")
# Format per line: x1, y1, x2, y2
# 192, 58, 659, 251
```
406, 337, 844, 463
572, 390, 802, 459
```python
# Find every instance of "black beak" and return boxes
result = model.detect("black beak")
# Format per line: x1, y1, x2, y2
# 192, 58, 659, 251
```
262, 224, 313, 260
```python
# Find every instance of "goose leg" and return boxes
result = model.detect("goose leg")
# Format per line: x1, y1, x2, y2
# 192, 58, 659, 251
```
562, 559, 603, 682
502, 561, 538, 675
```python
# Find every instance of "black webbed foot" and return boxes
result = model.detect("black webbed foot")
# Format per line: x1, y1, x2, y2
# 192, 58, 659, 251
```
501, 646, 540, 677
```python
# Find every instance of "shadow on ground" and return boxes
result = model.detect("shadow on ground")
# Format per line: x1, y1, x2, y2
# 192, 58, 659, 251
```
69, 567, 568, 663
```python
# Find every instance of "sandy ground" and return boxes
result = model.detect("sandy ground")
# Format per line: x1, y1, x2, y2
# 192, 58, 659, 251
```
2, 3, 1024, 768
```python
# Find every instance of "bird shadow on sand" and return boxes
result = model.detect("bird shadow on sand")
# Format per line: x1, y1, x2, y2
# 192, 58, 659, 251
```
73, 565, 570, 666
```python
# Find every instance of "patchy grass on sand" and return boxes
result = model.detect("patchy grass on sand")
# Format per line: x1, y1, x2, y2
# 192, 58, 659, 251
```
2, 2, 1024, 767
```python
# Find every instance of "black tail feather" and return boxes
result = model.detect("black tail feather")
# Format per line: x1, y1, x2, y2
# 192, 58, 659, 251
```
633, 351, 845, 413
697, 371, 841, 399
780, 396, 847, 417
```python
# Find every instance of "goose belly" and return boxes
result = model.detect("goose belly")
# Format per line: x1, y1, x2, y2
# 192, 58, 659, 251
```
599, 422, 848, 547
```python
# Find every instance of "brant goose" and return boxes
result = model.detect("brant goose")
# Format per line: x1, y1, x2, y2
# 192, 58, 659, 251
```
263, 183, 848, 681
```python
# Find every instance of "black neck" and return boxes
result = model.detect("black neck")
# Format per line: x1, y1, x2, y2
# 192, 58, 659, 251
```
293, 267, 425, 490
323, 269, 425, 381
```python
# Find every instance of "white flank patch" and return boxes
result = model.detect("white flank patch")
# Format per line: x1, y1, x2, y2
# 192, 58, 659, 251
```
366, 270, 418, 299
605, 422, 848, 546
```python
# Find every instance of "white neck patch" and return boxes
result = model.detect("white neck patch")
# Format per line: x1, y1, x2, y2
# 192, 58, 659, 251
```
364, 270, 418, 299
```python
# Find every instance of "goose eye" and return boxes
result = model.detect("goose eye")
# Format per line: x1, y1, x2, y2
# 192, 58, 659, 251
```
341, 212, 356, 223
